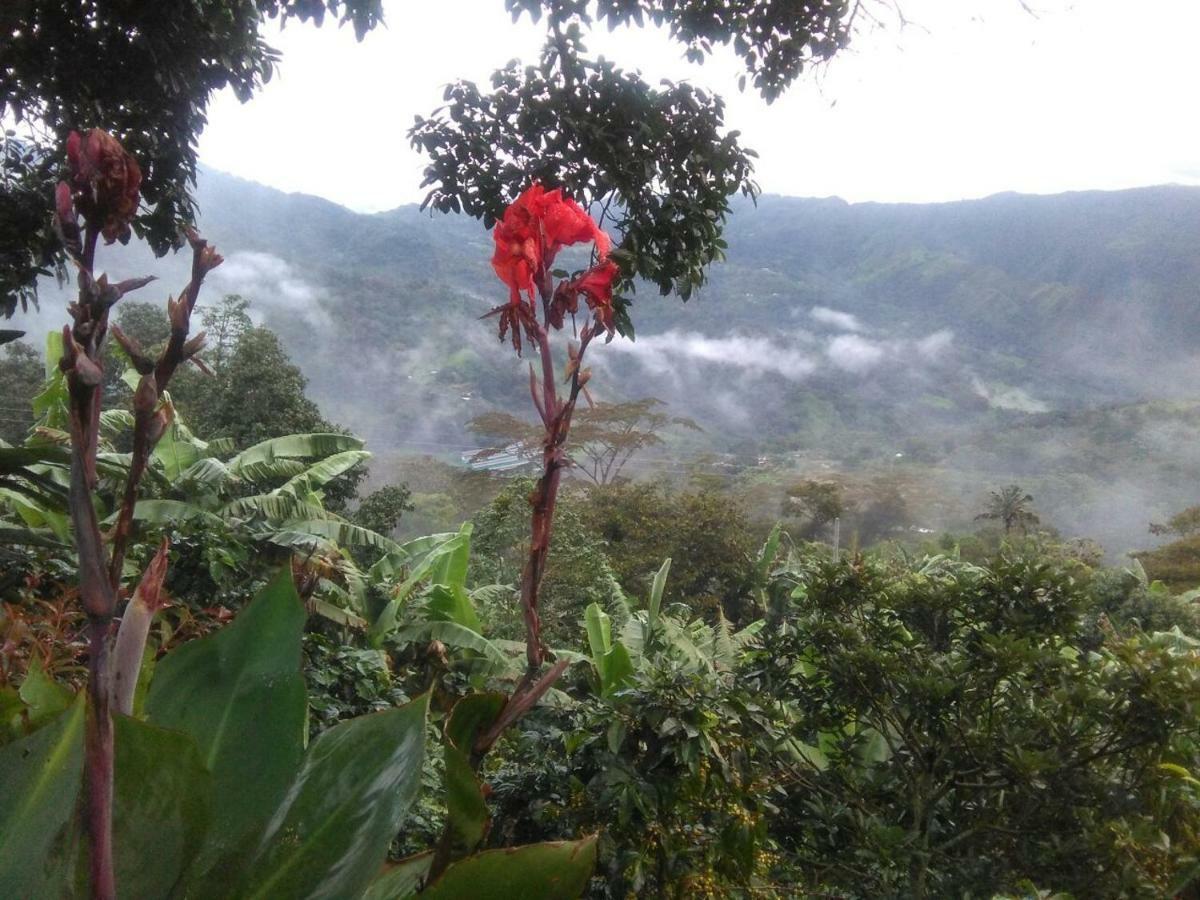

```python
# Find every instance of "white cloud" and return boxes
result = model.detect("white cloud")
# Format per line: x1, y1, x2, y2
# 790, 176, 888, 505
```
211, 251, 331, 330
826, 334, 886, 374
810, 306, 863, 332
608, 331, 818, 380
916, 329, 954, 359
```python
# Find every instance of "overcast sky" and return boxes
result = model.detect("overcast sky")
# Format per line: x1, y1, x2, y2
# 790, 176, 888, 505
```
196, 0, 1200, 212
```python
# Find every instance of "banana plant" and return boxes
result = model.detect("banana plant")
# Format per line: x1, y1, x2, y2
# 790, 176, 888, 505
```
584, 558, 764, 687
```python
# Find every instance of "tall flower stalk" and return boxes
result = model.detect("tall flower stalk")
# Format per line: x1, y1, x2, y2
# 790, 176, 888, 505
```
472, 185, 619, 754
54, 129, 221, 899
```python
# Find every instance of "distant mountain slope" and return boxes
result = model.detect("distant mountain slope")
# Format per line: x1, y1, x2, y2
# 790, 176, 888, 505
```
16, 172, 1200, 552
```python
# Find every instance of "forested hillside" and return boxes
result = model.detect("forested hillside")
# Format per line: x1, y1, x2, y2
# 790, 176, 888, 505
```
14, 173, 1200, 555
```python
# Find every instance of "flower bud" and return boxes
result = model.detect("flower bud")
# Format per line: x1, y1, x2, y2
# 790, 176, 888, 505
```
132, 372, 159, 415
66, 129, 142, 245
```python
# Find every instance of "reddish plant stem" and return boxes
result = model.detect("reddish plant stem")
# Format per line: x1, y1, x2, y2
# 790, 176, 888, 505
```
63, 224, 218, 898
85, 619, 115, 900
108, 234, 217, 583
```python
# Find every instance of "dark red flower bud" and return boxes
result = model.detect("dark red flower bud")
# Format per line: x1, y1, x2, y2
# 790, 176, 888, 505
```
73, 353, 103, 387
55, 181, 76, 226
132, 372, 159, 415
66, 128, 142, 245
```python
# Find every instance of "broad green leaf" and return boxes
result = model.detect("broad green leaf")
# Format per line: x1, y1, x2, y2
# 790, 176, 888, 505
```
0, 695, 85, 898
221, 494, 335, 521
598, 643, 634, 698
585, 605, 635, 697
791, 739, 829, 772
367, 532, 460, 583
756, 523, 782, 584
232, 457, 309, 484
132, 498, 222, 526
113, 715, 211, 899
230, 433, 364, 472
427, 584, 483, 635
179, 456, 231, 487
362, 853, 432, 900
442, 694, 505, 857
278, 449, 371, 496
647, 557, 671, 637
371, 525, 474, 642
146, 568, 307, 878
271, 518, 401, 554
584, 603, 613, 660
394, 621, 511, 667
238, 694, 430, 900
99, 408, 134, 436
18, 657, 71, 730
419, 838, 598, 900
153, 421, 205, 481
428, 522, 473, 589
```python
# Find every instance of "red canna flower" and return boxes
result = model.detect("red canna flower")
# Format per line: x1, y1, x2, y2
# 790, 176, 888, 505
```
66, 129, 142, 245
550, 259, 620, 336
490, 184, 612, 308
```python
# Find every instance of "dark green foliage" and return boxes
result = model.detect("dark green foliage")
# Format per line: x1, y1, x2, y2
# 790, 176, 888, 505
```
977, 484, 1041, 535
752, 552, 1200, 898
783, 479, 845, 539
411, 25, 755, 301
303, 631, 409, 737
184, 327, 326, 446
416, 0, 864, 300
354, 484, 415, 538
470, 479, 625, 648
507, 0, 858, 102
1137, 535, 1200, 593
0, 1, 383, 314
578, 481, 756, 621
0, 340, 41, 444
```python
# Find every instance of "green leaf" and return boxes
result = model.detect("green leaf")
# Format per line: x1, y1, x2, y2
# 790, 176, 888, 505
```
585, 604, 634, 697
428, 522, 473, 589
362, 853, 432, 900
271, 518, 401, 555
427, 584, 483, 635
0, 695, 85, 898
230, 433, 364, 473
278, 450, 371, 496
153, 422, 205, 480
394, 621, 511, 667
113, 714, 212, 899
238, 694, 430, 900
647, 557, 670, 637
132, 498, 222, 526
585, 603, 613, 660
371, 524, 474, 643
146, 568, 307, 879
442, 694, 505, 857
221, 494, 335, 521
419, 838, 598, 900
18, 657, 71, 730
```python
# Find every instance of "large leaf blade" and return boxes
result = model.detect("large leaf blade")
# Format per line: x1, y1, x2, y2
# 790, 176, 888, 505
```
146, 568, 307, 878
112, 715, 212, 899
419, 838, 598, 900
230, 433, 364, 473
0, 695, 85, 898
239, 694, 430, 900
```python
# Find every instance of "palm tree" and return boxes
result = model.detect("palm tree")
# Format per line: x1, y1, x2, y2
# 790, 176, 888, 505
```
976, 485, 1040, 535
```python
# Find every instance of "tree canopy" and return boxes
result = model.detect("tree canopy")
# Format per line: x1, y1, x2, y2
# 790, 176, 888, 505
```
2, 0, 871, 314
